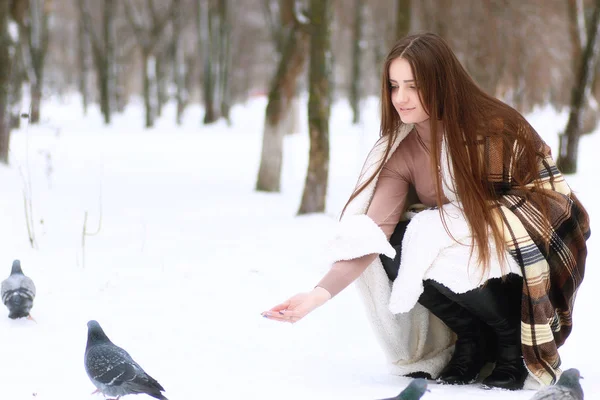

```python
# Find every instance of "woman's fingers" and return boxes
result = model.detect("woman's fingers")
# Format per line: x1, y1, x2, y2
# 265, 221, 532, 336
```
262, 309, 304, 323
268, 300, 291, 312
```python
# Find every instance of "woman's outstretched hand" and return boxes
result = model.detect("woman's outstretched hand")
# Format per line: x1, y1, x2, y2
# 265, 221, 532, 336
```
262, 287, 332, 324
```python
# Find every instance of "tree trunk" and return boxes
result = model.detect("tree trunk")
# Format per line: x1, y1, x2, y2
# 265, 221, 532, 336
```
395, 0, 410, 40
557, 0, 600, 174
114, 42, 126, 113
218, 0, 231, 124
284, 95, 300, 134
298, 0, 331, 215
99, 66, 110, 124
104, 0, 116, 117
27, 0, 48, 124
155, 54, 166, 118
202, 0, 218, 124
142, 52, 155, 128
349, 0, 363, 124
255, 0, 308, 192
123, 0, 176, 127
9, 35, 23, 130
569, 0, 599, 134
173, 0, 185, 125
78, 14, 89, 115
78, 0, 115, 124
30, 83, 41, 123
0, 0, 12, 164
568, 0, 584, 71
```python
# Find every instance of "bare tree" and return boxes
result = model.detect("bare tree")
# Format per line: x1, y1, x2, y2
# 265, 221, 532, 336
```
367, 0, 400, 86
263, 0, 285, 52
349, 0, 364, 124
558, 0, 600, 173
0, 0, 29, 163
78, 0, 118, 125
171, 0, 187, 125
199, 0, 217, 123
18, 0, 50, 124
395, 0, 411, 40
154, 45, 169, 118
218, 0, 232, 123
255, 0, 309, 192
568, 0, 586, 63
124, 0, 176, 128
298, 0, 331, 215
77, 14, 90, 115
0, 0, 12, 164
568, 0, 599, 134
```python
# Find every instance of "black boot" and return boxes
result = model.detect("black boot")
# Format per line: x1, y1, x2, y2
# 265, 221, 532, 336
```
479, 276, 528, 390
418, 281, 487, 384
427, 275, 528, 390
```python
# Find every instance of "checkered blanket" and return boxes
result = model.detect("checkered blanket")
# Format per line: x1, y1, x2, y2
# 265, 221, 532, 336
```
486, 132, 591, 385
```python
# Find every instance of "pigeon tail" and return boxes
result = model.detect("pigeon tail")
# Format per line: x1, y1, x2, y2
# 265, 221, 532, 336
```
6, 292, 34, 318
148, 392, 168, 400
10, 260, 22, 276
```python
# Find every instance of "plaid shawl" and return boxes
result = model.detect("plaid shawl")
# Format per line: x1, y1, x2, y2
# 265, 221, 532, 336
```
484, 129, 590, 385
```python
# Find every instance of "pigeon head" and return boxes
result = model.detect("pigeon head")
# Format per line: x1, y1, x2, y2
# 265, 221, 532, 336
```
87, 320, 112, 346
557, 368, 583, 388
10, 260, 23, 276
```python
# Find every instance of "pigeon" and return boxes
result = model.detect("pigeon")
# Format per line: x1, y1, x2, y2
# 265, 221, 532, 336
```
529, 368, 584, 400
1, 260, 36, 319
84, 320, 168, 400
376, 378, 430, 400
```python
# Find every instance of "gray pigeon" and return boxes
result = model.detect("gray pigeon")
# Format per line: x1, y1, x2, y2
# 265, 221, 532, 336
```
84, 320, 168, 400
376, 378, 430, 400
530, 368, 584, 400
1, 260, 36, 319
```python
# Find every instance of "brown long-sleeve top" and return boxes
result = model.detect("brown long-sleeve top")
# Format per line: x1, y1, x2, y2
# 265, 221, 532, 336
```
317, 129, 447, 297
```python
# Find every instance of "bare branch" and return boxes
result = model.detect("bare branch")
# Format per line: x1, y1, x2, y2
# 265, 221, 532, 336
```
148, 0, 160, 28
125, 0, 175, 54
77, 0, 103, 63
123, 0, 149, 50
262, 0, 281, 51
151, 0, 176, 42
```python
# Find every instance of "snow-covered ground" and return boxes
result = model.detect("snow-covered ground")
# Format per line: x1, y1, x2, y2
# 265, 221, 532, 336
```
0, 95, 597, 399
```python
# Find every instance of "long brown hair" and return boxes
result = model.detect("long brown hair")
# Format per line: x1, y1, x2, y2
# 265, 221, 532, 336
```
341, 32, 550, 273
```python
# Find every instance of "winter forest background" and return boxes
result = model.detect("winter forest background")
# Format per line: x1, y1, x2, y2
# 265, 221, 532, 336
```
0, 1, 600, 399
1, 0, 600, 199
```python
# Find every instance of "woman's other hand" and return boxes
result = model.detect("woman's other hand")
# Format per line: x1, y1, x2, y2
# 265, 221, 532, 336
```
261, 287, 332, 323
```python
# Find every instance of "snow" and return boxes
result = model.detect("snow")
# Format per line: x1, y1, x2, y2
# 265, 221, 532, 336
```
0, 95, 597, 400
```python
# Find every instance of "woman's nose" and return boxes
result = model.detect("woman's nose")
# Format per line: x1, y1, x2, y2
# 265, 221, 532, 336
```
394, 87, 407, 103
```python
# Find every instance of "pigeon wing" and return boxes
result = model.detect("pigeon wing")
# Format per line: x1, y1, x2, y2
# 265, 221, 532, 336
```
96, 359, 139, 387
86, 343, 165, 397
1, 275, 35, 303
1, 277, 14, 302
21, 276, 36, 297
86, 343, 136, 383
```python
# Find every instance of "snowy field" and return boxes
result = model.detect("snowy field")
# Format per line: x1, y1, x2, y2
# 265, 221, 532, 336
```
0, 95, 597, 400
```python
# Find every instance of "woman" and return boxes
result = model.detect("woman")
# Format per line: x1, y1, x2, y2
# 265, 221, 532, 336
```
262, 32, 590, 391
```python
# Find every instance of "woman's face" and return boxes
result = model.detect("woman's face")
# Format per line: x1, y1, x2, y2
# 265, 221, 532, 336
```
388, 57, 429, 125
